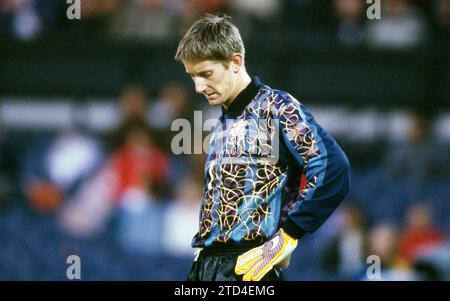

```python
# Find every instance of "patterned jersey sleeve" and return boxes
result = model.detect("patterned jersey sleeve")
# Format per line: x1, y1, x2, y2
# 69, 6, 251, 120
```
275, 93, 351, 239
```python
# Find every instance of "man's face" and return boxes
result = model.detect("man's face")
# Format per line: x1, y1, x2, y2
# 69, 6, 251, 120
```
183, 59, 237, 107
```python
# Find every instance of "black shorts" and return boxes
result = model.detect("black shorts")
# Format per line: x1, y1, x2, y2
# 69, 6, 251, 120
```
187, 247, 285, 281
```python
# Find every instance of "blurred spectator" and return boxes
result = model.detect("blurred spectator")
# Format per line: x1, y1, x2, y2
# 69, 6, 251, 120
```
58, 83, 170, 238
149, 81, 190, 131
332, 0, 366, 48
366, 0, 429, 49
161, 174, 202, 257
383, 108, 450, 191
43, 130, 104, 193
229, 0, 280, 21
0, 0, 42, 40
365, 222, 414, 280
110, 0, 179, 41
118, 84, 149, 122
323, 204, 367, 279
397, 202, 446, 266
59, 119, 170, 238
111, 118, 170, 255
109, 83, 171, 204
228, 0, 281, 38
58, 160, 116, 237
149, 81, 192, 155
22, 128, 103, 214
110, 83, 151, 150
67, 0, 120, 39
110, 119, 171, 204
115, 184, 166, 255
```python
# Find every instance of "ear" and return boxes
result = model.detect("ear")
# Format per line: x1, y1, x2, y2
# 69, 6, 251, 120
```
231, 53, 244, 73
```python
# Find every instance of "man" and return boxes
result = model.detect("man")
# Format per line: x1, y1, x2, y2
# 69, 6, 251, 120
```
175, 14, 351, 281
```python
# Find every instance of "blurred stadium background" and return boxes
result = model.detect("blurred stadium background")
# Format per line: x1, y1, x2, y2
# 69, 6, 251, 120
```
0, 0, 449, 280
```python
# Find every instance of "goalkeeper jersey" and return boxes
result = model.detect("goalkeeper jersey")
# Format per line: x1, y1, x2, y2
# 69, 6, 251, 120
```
192, 76, 350, 249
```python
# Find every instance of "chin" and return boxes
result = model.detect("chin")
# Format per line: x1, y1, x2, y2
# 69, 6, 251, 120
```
208, 98, 225, 106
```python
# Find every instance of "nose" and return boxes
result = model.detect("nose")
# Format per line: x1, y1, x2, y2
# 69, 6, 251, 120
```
193, 77, 206, 94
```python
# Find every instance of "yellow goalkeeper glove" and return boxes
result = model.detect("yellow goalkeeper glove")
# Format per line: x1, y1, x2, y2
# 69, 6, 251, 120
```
235, 228, 298, 281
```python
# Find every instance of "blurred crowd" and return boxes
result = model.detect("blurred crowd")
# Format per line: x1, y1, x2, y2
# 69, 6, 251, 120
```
0, 0, 450, 48
0, 0, 449, 281
1, 81, 449, 280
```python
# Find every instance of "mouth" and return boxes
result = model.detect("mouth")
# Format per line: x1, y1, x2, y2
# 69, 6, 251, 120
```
205, 92, 218, 100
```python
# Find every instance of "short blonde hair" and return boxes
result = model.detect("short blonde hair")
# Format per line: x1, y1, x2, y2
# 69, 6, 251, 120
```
175, 14, 245, 63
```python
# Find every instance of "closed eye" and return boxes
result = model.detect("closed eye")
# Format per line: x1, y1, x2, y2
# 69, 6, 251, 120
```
186, 71, 212, 79
199, 71, 212, 78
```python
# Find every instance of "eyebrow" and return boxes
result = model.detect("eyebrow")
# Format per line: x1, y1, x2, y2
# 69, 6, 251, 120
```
186, 70, 213, 77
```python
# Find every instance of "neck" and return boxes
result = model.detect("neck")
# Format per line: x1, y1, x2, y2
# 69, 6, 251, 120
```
223, 71, 251, 110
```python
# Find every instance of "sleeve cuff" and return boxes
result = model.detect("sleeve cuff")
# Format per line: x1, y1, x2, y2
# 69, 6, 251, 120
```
281, 219, 306, 240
